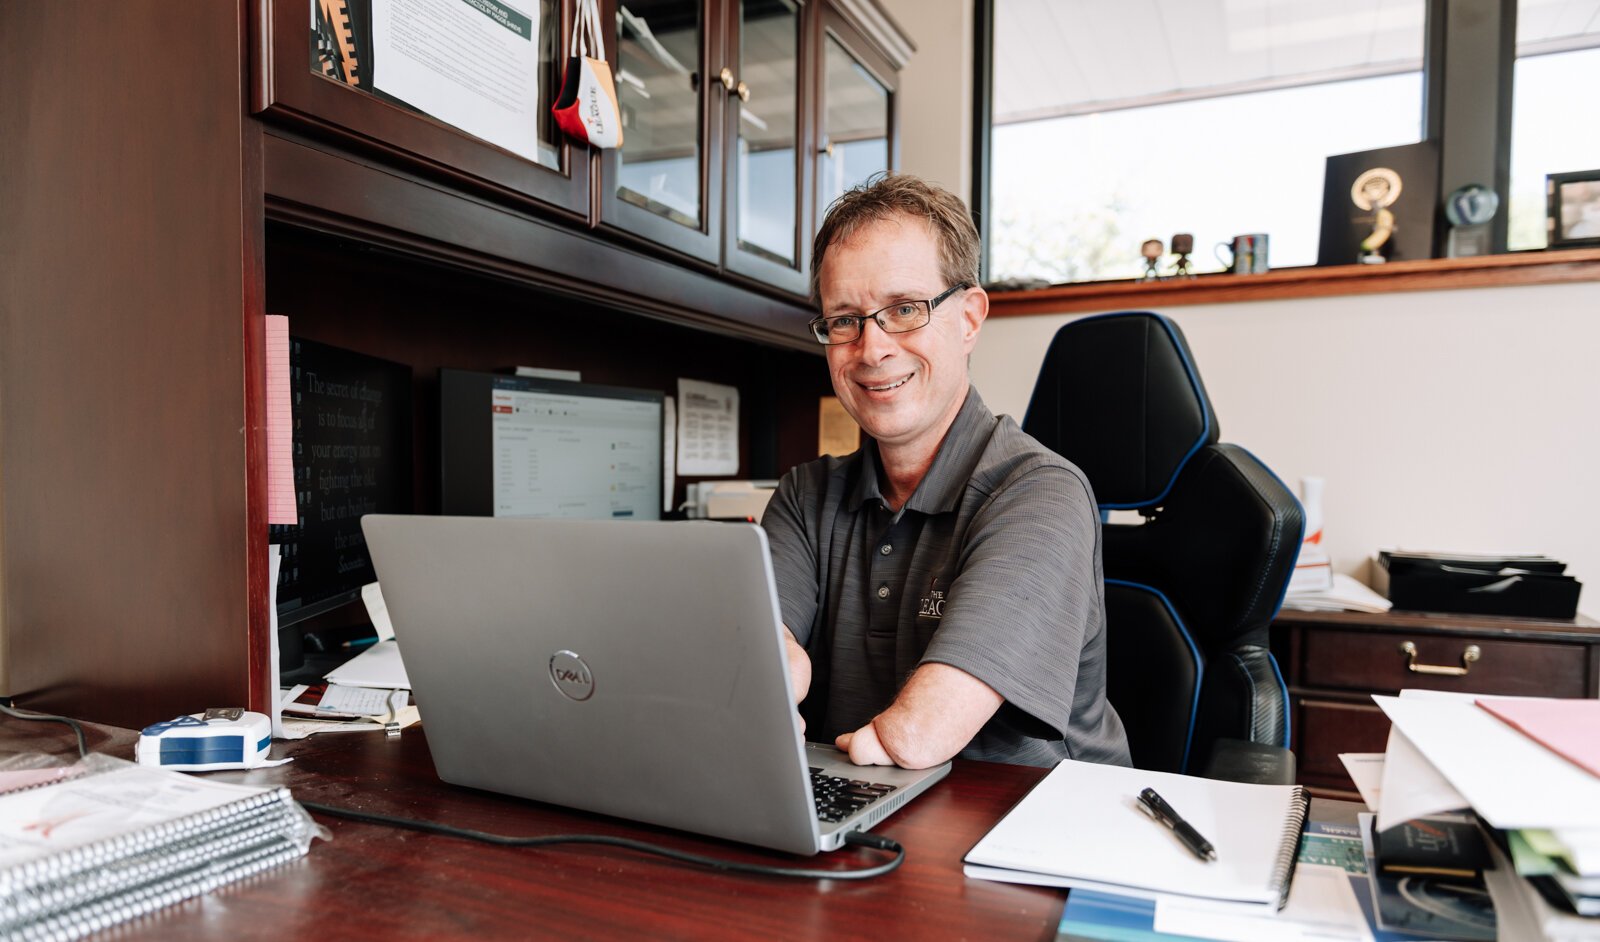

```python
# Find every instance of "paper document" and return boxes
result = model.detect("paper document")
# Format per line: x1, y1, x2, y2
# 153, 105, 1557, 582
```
324, 638, 412, 690
317, 684, 405, 717
676, 378, 739, 475
1338, 753, 1384, 811
361, 581, 395, 642
1374, 726, 1468, 829
265, 316, 296, 524
372, 0, 543, 163
1374, 694, 1600, 829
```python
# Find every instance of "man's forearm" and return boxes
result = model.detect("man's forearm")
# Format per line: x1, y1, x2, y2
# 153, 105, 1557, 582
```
782, 626, 811, 703
841, 663, 1001, 769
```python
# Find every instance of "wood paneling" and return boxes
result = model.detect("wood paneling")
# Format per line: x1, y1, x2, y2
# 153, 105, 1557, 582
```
0, 1, 259, 724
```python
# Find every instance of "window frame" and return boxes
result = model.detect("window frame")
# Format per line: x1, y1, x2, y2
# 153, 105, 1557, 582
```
971, 0, 1600, 303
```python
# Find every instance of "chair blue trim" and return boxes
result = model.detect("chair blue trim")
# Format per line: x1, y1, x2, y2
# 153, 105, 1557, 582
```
1073, 312, 1213, 511
1106, 577, 1203, 774
1267, 652, 1292, 749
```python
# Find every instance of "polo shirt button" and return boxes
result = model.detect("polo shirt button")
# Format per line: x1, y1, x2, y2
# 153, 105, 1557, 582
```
876, 584, 890, 599
879, 543, 892, 556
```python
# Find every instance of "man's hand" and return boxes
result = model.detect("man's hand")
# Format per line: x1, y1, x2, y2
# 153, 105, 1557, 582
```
836, 722, 894, 765
781, 626, 811, 733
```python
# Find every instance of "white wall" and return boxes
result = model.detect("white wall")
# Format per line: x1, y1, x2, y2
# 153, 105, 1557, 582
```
969, 282, 1600, 616
884, 0, 1598, 616
879, 0, 972, 196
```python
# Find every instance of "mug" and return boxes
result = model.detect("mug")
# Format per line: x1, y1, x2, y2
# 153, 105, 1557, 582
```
1215, 234, 1269, 274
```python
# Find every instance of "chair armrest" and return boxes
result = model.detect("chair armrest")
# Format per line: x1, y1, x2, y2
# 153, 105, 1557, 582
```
1200, 737, 1297, 786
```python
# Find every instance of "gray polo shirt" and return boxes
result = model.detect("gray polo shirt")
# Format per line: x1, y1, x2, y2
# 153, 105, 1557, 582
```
762, 387, 1131, 768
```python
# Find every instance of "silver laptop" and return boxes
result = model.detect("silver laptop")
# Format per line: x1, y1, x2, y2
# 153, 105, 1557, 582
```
361, 515, 950, 855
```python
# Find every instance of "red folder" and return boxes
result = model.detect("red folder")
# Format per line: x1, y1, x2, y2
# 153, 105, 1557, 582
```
1477, 697, 1600, 779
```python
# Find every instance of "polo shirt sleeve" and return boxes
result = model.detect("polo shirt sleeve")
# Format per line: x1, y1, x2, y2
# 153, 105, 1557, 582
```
760, 466, 821, 647
919, 462, 1100, 742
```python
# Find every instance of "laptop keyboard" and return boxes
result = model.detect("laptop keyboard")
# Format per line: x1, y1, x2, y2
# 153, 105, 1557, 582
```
809, 767, 898, 824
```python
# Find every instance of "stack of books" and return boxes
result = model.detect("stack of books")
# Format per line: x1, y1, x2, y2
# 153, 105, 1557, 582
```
0, 754, 323, 941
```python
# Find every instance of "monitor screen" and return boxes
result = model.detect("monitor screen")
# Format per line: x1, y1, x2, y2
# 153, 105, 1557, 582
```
272, 338, 413, 628
439, 370, 663, 520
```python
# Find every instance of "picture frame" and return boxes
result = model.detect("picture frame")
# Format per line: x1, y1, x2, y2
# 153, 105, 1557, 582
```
1546, 170, 1600, 248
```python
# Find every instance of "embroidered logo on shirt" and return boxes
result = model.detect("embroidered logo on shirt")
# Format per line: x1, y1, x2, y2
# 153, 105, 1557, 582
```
918, 577, 947, 619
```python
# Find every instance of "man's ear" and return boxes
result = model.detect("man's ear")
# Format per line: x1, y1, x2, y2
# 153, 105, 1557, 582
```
960, 287, 989, 352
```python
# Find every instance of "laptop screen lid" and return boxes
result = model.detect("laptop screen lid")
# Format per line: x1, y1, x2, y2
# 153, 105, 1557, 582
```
362, 514, 899, 855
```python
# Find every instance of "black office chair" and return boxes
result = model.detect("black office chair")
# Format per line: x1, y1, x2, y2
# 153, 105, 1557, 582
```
1022, 312, 1302, 784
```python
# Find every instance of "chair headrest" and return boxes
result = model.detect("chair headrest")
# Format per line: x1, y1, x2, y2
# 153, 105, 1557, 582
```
1022, 312, 1217, 509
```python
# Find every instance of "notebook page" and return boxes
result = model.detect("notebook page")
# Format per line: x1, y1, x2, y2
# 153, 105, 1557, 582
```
965, 759, 1303, 906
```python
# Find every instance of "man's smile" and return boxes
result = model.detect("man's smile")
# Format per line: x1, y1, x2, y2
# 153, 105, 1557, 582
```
859, 373, 914, 393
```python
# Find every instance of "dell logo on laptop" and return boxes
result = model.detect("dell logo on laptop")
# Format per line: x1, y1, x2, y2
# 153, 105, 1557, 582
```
548, 650, 595, 701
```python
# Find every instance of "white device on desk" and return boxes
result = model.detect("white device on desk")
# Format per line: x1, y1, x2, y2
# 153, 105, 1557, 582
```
683, 479, 778, 521
136, 709, 273, 771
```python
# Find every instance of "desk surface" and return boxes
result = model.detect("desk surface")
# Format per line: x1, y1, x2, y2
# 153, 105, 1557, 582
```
2, 719, 1069, 941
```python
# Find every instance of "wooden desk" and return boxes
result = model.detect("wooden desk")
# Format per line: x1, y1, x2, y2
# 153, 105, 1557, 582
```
1272, 608, 1600, 798
1, 720, 1068, 941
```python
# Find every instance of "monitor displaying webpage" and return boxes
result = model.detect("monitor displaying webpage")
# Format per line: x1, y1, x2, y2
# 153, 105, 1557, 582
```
489, 386, 662, 519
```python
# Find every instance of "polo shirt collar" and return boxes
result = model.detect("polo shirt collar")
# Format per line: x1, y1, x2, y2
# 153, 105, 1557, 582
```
848, 386, 995, 515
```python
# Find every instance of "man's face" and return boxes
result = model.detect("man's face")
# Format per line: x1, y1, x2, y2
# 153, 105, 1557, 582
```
816, 216, 986, 456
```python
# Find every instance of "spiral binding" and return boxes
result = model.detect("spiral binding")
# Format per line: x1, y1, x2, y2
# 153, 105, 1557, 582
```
1267, 785, 1310, 911
0, 767, 319, 942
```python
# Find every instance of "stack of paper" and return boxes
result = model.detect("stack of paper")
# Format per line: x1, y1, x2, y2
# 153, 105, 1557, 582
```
1280, 573, 1392, 614
1370, 691, 1600, 940
0, 754, 322, 940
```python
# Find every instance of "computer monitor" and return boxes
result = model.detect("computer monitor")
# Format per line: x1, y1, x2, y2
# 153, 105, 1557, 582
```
271, 338, 413, 631
439, 369, 663, 520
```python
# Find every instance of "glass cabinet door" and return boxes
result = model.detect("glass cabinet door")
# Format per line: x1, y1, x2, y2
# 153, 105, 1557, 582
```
818, 26, 891, 211
724, 0, 807, 294
603, 0, 724, 263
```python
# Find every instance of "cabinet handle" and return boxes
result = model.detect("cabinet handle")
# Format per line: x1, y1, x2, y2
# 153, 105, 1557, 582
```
736, 81, 750, 103
822, 141, 835, 159
1397, 641, 1481, 676
719, 67, 735, 91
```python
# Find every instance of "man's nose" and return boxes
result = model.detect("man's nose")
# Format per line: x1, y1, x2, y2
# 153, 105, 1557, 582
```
855, 315, 897, 361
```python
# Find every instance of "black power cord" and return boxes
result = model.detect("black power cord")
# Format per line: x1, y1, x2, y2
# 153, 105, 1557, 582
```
298, 800, 906, 880
0, 700, 90, 758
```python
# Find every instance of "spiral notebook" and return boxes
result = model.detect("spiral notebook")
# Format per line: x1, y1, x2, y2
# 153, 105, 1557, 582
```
964, 759, 1308, 911
0, 756, 320, 941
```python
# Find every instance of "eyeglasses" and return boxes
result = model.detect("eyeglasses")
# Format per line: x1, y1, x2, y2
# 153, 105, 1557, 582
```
807, 283, 971, 345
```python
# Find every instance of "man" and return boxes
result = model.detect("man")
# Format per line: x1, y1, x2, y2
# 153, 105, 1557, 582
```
761, 173, 1131, 770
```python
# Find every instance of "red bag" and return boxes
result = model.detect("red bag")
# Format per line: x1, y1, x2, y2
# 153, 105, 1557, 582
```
552, 0, 623, 149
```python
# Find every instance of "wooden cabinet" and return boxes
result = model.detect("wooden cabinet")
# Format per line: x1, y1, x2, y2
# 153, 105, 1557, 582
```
599, 0, 903, 297
1271, 609, 1600, 798
254, 0, 906, 302
0, 0, 895, 728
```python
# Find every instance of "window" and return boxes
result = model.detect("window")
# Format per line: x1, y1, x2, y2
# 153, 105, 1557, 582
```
979, 0, 1600, 285
1507, 0, 1600, 250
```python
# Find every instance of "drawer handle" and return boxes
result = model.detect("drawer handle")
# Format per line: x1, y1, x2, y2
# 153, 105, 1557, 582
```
1398, 641, 1481, 676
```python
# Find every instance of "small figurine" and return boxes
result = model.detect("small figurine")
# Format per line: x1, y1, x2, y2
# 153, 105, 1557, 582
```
1169, 233, 1195, 279
1139, 239, 1164, 281
1351, 168, 1402, 263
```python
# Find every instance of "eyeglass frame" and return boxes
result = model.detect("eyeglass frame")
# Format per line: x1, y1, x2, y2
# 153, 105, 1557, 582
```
806, 282, 972, 345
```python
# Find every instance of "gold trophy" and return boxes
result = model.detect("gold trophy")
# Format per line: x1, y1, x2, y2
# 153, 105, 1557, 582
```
1351, 168, 1402, 263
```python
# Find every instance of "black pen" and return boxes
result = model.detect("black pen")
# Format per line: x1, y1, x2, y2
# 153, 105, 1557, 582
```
1136, 787, 1216, 862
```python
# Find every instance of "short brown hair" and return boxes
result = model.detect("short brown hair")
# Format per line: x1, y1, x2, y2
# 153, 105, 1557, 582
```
810, 172, 981, 307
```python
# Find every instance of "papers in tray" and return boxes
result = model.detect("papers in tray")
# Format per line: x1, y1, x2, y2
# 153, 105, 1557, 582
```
963, 759, 1307, 911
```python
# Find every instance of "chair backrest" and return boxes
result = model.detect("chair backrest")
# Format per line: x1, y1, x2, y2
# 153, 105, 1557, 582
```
1022, 312, 1303, 774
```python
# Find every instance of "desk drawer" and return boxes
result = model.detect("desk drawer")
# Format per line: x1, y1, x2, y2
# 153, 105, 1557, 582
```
1298, 628, 1587, 697
1294, 699, 1391, 786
